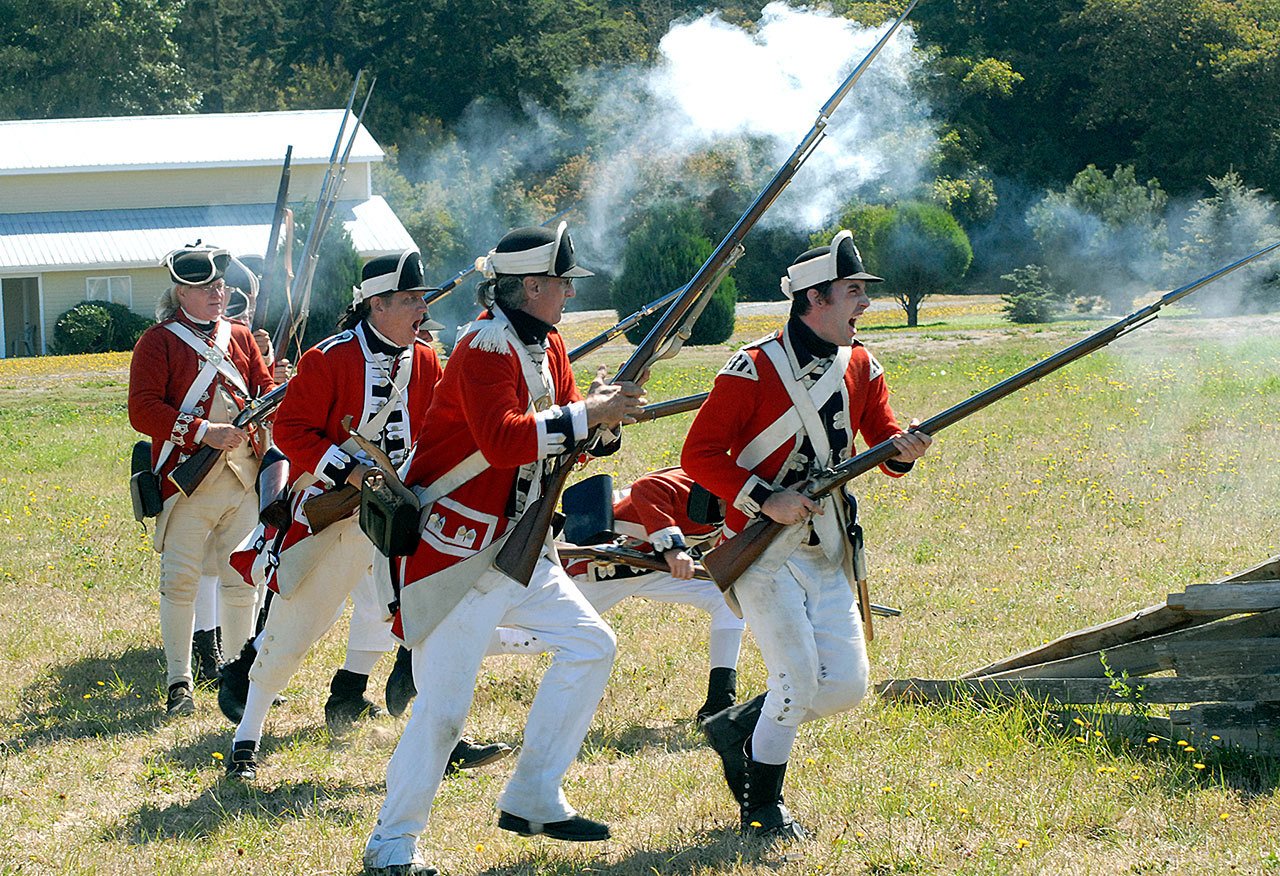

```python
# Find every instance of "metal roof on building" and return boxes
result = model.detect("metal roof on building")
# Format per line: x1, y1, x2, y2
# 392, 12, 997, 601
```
0, 198, 415, 272
0, 110, 383, 176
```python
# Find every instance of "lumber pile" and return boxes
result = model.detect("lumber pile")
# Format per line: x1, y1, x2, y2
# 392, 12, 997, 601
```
877, 553, 1280, 751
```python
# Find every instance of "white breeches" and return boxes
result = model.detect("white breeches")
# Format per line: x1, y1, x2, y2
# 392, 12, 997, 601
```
156, 463, 260, 685
579, 570, 745, 633
734, 542, 869, 730
248, 516, 378, 694
364, 555, 615, 869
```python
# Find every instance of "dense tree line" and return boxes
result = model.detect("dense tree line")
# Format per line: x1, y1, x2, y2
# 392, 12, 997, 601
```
4, 0, 1278, 326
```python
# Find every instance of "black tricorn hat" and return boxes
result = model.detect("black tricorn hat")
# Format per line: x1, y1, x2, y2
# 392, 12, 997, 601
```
163, 240, 232, 286
477, 221, 593, 279
354, 249, 429, 304
780, 230, 881, 299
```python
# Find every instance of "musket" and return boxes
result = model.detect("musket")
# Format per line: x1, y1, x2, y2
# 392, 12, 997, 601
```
493, 3, 922, 586
568, 245, 744, 364
702, 240, 1280, 590
167, 381, 290, 497
254, 145, 293, 333
275, 73, 377, 358
634, 391, 708, 423
557, 542, 900, 618
424, 208, 573, 310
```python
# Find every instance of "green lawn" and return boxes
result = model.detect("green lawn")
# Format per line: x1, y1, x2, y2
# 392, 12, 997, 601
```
1, 307, 1278, 875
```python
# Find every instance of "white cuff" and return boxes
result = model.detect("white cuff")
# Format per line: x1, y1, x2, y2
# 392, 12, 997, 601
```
194, 420, 209, 443
648, 526, 686, 552
733, 475, 774, 517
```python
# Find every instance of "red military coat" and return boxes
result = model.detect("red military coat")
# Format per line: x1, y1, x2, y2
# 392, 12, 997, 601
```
273, 322, 441, 554
128, 312, 275, 501
612, 466, 720, 551
682, 327, 905, 538
398, 311, 585, 584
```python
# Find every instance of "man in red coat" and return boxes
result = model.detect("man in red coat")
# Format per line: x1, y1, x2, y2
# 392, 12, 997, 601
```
128, 244, 275, 716
682, 231, 932, 839
362, 224, 645, 876
219, 250, 443, 780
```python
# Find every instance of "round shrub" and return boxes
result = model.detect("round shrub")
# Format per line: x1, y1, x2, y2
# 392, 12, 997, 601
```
611, 202, 737, 347
53, 300, 153, 354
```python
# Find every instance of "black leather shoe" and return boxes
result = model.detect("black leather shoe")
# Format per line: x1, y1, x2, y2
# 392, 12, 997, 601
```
225, 739, 258, 781
325, 669, 385, 726
218, 640, 257, 723
363, 864, 438, 876
166, 681, 195, 717
497, 810, 610, 842
384, 646, 417, 717
444, 737, 513, 777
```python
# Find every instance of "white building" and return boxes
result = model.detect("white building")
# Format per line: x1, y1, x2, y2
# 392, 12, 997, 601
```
0, 110, 415, 357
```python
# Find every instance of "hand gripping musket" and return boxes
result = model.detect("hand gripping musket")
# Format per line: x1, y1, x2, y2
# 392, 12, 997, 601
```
167, 381, 290, 497
300, 414, 405, 535
702, 240, 1280, 591
274, 73, 377, 358
254, 145, 293, 333
556, 542, 901, 617
492, 8, 921, 587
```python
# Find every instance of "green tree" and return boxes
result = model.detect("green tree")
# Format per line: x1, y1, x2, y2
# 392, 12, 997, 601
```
1166, 172, 1280, 314
611, 203, 737, 346
0, 0, 197, 118
1026, 164, 1168, 312
872, 202, 973, 326
1000, 264, 1060, 324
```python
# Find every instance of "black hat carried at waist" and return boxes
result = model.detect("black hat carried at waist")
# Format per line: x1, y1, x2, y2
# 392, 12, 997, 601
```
354, 249, 429, 304
476, 221, 593, 279
780, 230, 881, 299
163, 240, 232, 286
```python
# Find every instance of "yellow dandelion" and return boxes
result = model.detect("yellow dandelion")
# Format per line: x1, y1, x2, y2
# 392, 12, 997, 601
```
475, 844, 484, 853
212, 752, 224, 761
957, 807, 969, 815
1016, 839, 1030, 849
1193, 763, 1206, 770
806, 758, 816, 765
929, 781, 939, 788
881, 786, 893, 793
82, 694, 91, 700
1185, 746, 1196, 753
855, 831, 865, 839
96, 681, 105, 687
1219, 812, 1230, 821
750, 821, 762, 828
1177, 740, 1188, 747
1211, 735, 1221, 741
1146, 736, 1160, 744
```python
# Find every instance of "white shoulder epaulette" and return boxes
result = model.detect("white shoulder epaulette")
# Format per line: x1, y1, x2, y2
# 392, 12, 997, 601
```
718, 349, 758, 381
866, 349, 884, 382
467, 320, 511, 355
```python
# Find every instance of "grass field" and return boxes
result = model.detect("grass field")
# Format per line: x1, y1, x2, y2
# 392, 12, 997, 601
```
2, 297, 1279, 875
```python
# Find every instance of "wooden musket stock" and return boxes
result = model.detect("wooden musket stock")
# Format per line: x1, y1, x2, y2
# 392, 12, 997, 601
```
167, 381, 289, 497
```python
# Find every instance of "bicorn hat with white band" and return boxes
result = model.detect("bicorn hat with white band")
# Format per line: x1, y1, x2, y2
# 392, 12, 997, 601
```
163, 240, 232, 286
475, 221, 594, 280
353, 249, 430, 305
780, 230, 881, 300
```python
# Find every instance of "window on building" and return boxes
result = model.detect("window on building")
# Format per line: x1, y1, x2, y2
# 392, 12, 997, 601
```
86, 276, 133, 309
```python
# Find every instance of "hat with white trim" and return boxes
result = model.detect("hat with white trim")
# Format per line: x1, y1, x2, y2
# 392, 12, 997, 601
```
353, 249, 430, 305
475, 221, 593, 280
780, 230, 881, 299
163, 240, 232, 286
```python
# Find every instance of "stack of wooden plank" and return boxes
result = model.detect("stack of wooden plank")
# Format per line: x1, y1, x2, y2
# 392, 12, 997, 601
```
877, 554, 1280, 751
